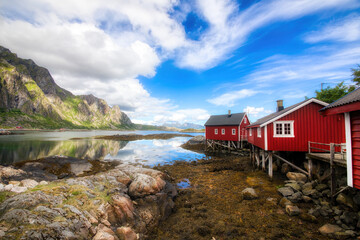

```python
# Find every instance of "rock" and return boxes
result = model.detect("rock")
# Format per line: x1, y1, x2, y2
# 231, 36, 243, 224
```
309, 207, 321, 218
39, 180, 48, 185
4, 184, 13, 191
300, 213, 317, 222
302, 196, 312, 203
279, 197, 292, 207
0, 183, 4, 192
315, 184, 328, 192
277, 187, 294, 197
10, 186, 28, 193
266, 197, 278, 205
241, 188, 258, 200
318, 224, 342, 236
340, 211, 357, 225
286, 205, 300, 216
281, 163, 291, 174
128, 174, 166, 198
0, 230, 4, 237
112, 194, 135, 223
353, 192, 360, 206
336, 193, 355, 209
93, 224, 117, 240
286, 172, 307, 182
302, 182, 313, 190
288, 191, 303, 203
302, 188, 317, 196
116, 227, 137, 240
20, 179, 38, 188
0, 166, 26, 180
335, 230, 356, 239
285, 183, 301, 192
186, 135, 205, 145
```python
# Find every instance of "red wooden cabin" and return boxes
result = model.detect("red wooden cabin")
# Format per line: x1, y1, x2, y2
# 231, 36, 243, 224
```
320, 88, 360, 189
247, 98, 345, 152
205, 111, 250, 142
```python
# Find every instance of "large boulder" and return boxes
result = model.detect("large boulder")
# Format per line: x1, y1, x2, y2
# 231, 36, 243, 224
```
129, 174, 166, 198
286, 172, 307, 182
116, 227, 137, 240
285, 205, 300, 216
336, 193, 355, 209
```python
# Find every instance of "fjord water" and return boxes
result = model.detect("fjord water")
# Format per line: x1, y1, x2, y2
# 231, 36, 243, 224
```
0, 130, 205, 166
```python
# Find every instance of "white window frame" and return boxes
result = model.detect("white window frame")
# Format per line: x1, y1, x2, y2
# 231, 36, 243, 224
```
244, 117, 247, 124
249, 128, 252, 136
232, 129, 236, 135
221, 129, 225, 135
257, 127, 261, 138
215, 129, 218, 135
273, 121, 294, 138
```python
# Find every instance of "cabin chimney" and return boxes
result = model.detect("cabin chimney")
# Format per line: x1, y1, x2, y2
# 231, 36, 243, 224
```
276, 100, 284, 112
228, 110, 231, 116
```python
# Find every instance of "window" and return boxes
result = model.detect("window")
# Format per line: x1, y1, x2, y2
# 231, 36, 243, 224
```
273, 121, 294, 137
221, 129, 225, 135
257, 127, 261, 138
232, 129, 236, 135
244, 118, 247, 124
249, 128, 252, 136
215, 129, 218, 135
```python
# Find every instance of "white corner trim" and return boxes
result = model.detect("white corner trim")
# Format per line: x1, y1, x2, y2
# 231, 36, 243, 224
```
264, 125, 268, 151
260, 98, 328, 127
345, 112, 353, 187
238, 125, 240, 141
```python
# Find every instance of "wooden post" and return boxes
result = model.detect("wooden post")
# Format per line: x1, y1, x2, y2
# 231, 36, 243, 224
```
330, 143, 336, 203
228, 141, 231, 153
268, 151, 273, 179
237, 141, 240, 149
308, 158, 313, 180
262, 150, 266, 170
255, 148, 260, 167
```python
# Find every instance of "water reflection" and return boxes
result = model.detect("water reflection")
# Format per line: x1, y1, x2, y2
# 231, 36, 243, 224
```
0, 131, 205, 166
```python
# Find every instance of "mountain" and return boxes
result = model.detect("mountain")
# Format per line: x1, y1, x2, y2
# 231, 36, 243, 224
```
0, 46, 133, 129
162, 122, 204, 130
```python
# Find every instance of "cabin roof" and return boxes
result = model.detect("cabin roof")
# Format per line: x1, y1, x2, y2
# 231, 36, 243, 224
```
204, 113, 245, 126
248, 98, 328, 127
320, 87, 360, 111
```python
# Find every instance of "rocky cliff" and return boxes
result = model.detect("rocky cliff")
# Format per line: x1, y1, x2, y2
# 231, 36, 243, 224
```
0, 46, 133, 129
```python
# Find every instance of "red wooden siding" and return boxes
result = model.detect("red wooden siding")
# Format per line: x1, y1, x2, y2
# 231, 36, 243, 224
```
206, 126, 240, 141
247, 126, 265, 149
351, 111, 360, 189
205, 114, 250, 141
267, 102, 345, 151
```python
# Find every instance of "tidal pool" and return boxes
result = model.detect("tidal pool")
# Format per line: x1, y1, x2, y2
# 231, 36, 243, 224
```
0, 130, 205, 166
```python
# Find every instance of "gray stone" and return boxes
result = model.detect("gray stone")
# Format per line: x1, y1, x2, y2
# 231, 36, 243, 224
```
20, 179, 38, 188
288, 192, 303, 203
318, 224, 342, 236
300, 213, 317, 223
302, 196, 312, 203
129, 173, 166, 198
285, 183, 301, 192
286, 205, 300, 216
302, 182, 313, 190
335, 230, 356, 239
336, 193, 355, 209
315, 184, 328, 192
281, 163, 291, 174
279, 197, 292, 207
241, 188, 258, 200
10, 186, 28, 193
286, 172, 307, 182
340, 211, 357, 225
0, 183, 4, 192
309, 207, 321, 218
277, 187, 294, 197
4, 184, 13, 191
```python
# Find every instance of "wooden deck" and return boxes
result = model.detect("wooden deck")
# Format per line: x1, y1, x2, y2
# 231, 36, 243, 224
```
306, 153, 346, 167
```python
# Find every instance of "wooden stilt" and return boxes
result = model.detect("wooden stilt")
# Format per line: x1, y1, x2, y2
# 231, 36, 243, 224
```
268, 151, 273, 179
262, 150, 266, 170
237, 141, 240, 149
330, 143, 336, 203
308, 158, 313, 180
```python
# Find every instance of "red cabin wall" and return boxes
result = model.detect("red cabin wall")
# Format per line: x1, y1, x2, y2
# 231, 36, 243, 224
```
247, 126, 265, 149
206, 126, 240, 141
351, 110, 360, 189
266, 102, 345, 152
239, 115, 251, 140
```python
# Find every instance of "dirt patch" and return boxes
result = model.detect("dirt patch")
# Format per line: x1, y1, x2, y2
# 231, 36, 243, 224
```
148, 155, 329, 240
92, 133, 193, 141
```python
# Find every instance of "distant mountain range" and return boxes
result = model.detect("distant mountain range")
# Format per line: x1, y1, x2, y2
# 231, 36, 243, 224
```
162, 122, 204, 130
0, 46, 133, 129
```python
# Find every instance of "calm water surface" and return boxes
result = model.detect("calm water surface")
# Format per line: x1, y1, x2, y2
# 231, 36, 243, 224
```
0, 130, 205, 166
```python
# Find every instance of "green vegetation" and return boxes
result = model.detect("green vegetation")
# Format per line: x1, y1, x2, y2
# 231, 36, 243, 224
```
180, 128, 205, 133
315, 82, 355, 103
352, 65, 360, 86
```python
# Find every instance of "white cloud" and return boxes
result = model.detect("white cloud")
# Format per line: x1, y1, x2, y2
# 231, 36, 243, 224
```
305, 14, 360, 43
243, 106, 272, 119
207, 89, 257, 107
176, 0, 359, 70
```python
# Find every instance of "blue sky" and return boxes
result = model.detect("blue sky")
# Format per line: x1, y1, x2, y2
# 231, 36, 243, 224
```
0, 0, 360, 125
